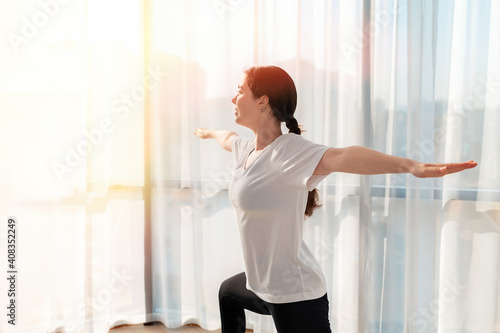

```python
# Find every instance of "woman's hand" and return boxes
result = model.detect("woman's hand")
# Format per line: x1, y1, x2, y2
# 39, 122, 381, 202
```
410, 160, 477, 178
194, 127, 213, 139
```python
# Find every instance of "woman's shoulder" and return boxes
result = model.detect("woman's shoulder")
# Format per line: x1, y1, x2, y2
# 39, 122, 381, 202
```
279, 132, 315, 147
274, 133, 328, 158
233, 135, 255, 154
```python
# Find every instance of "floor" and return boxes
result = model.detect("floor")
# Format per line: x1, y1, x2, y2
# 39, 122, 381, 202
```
110, 322, 215, 332
110, 322, 253, 333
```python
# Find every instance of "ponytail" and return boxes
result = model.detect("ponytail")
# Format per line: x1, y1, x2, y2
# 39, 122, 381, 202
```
305, 188, 322, 218
244, 65, 322, 218
284, 114, 301, 135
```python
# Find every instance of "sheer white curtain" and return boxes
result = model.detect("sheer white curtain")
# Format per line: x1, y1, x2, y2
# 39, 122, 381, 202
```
149, 1, 499, 333
1, 0, 498, 333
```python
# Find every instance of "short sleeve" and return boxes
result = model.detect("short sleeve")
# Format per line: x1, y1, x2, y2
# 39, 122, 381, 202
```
280, 134, 330, 191
232, 136, 253, 163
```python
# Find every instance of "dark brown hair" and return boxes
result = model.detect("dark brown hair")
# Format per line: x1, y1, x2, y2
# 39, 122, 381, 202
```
244, 65, 322, 218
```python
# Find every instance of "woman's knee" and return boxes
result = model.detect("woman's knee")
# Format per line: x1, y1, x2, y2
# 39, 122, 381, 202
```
219, 272, 246, 302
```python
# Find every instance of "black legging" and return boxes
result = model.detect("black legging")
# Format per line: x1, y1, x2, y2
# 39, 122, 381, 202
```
218, 272, 332, 333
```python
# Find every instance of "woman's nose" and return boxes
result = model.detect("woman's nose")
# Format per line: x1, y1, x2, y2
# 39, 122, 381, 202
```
231, 95, 236, 104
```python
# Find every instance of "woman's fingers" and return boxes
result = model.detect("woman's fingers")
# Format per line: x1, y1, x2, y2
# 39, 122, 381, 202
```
424, 161, 477, 171
415, 161, 477, 178
423, 161, 476, 168
194, 127, 207, 138
442, 161, 477, 173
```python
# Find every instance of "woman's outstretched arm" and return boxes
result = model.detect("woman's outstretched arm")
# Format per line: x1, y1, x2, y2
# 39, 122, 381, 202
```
194, 128, 238, 152
314, 146, 477, 178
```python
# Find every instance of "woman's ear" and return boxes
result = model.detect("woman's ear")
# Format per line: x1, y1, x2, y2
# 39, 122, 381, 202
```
258, 95, 269, 107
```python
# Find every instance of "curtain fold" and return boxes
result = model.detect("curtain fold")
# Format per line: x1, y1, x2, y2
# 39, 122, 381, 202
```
1, 1, 498, 333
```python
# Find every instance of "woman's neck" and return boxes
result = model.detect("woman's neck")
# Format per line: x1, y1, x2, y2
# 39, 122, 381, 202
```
253, 126, 282, 151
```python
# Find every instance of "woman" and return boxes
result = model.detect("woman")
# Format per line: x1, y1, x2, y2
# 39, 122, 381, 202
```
194, 65, 476, 333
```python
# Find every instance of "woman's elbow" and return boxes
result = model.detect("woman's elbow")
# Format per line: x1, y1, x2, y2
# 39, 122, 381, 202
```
313, 148, 340, 175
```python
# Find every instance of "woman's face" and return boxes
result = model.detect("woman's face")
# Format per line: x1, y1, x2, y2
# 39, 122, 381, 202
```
231, 75, 262, 128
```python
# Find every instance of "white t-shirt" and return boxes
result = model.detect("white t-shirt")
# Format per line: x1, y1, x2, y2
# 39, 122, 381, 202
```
229, 133, 330, 304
